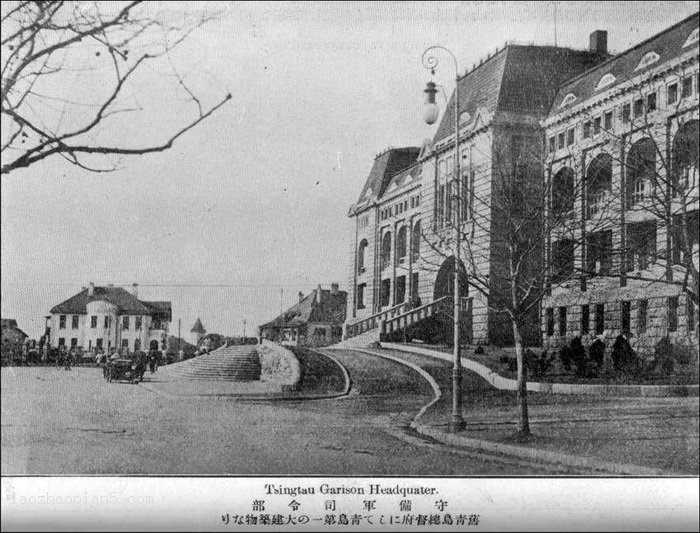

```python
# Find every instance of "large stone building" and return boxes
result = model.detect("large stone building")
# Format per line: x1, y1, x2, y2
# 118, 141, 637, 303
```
48, 282, 171, 354
344, 14, 699, 354
542, 15, 699, 354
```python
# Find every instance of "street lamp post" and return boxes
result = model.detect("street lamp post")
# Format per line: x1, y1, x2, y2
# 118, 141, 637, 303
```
422, 45, 466, 432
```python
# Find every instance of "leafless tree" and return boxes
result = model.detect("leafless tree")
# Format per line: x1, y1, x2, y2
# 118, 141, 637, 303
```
1, 1, 231, 175
419, 130, 587, 437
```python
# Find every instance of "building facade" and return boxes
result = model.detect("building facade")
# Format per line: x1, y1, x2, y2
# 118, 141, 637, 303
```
346, 37, 610, 346
49, 282, 171, 354
345, 14, 699, 354
259, 284, 347, 347
542, 16, 699, 354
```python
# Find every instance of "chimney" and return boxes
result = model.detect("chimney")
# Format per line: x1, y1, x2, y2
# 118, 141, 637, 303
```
589, 30, 607, 55
132, 283, 139, 299
331, 282, 339, 295
298, 291, 304, 303
88, 282, 95, 296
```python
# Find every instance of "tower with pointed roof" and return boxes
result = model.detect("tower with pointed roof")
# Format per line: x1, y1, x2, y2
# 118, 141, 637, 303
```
190, 318, 206, 347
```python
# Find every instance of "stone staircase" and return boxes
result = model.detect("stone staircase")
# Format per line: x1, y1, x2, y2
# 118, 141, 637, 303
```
333, 297, 452, 348
161, 345, 261, 381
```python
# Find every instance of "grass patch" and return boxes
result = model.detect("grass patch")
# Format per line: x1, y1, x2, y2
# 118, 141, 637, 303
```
288, 347, 346, 394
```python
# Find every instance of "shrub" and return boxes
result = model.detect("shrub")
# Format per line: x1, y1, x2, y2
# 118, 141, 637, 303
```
570, 337, 588, 377
559, 344, 573, 372
611, 334, 641, 376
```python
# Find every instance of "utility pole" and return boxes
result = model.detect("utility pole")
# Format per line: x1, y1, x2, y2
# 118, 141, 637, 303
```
178, 319, 181, 351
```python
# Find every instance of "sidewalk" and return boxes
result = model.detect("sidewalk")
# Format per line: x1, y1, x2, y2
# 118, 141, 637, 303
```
358, 347, 699, 475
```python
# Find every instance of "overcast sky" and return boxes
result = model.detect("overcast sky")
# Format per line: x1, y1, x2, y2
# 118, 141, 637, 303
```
2, 1, 698, 339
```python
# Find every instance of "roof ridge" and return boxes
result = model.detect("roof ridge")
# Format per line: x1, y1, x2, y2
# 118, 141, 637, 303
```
558, 12, 699, 91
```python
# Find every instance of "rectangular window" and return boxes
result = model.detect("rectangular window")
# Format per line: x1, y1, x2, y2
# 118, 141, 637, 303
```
638, 299, 648, 334
667, 83, 678, 104
593, 117, 601, 135
558, 132, 565, 150
552, 239, 575, 282
135, 316, 142, 330
567, 128, 574, 146
682, 77, 692, 98
411, 272, 420, 304
633, 98, 644, 118
581, 305, 590, 335
96, 338, 103, 350
668, 296, 678, 332
583, 121, 591, 139
622, 103, 631, 123
671, 211, 700, 265
104, 315, 110, 329
546, 308, 554, 337
123, 316, 130, 330
59, 315, 66, 329
122, 339, 129, 349
58, 337, 65, 347
688, 298, 696, 333
621, 301, 631, 334
604, 111, 613, 131
549, 137, 556, 152
438, 184, 445, 229
395, 276, 406, 304
646, 92, 657, 112
381, 279, 391, 307
595, 304, 605, 335
587, 230, 613, 275
71, 338, 78, 348
91, 315, 97, 328
72, 315, 79, 329
626, 221, 657, 272
445, 182, 452, 225
559, 307, 567, 336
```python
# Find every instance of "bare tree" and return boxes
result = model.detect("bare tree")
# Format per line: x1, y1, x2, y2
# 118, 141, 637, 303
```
1, 1, 231, 175
419, 130, 586, 438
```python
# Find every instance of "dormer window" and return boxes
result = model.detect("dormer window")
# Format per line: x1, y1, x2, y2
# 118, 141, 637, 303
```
560, 93, 577, 108
635, 51, 660, 71
683, 28, 699, 48
596, 73, 616, 91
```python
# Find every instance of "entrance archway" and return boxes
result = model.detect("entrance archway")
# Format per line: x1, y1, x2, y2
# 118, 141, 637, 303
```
433, 256, 469, 300
149, 340, 159, 351
432, 256, 473, 345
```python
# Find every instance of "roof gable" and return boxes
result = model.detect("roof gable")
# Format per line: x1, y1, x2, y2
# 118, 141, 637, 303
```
351, 147, 420, 210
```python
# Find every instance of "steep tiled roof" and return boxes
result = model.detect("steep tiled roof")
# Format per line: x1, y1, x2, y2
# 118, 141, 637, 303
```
1, 319, 27, 339
352, 147, 420, 209
433, 45, 608, 142
551, 13, 699, 111
383, 163, 422, 196
259, 287, 347, 329
143, 301, 172, 320
50, 286, 163, 315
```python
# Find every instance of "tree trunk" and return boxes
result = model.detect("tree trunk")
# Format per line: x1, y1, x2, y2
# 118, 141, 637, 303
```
512, 319, 530, 437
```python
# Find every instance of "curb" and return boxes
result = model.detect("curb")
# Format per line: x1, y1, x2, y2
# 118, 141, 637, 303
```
382, 342, 700, 397
355, 347, 673, 475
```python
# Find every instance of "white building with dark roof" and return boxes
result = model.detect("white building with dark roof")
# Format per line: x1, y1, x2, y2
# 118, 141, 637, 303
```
48, 282, 171, 354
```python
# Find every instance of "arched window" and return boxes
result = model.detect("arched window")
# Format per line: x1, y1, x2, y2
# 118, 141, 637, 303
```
586, 153, 612, 218
397, 226, 407, 263
380, 231, 391, 270
552, 167, 575, 217
357, 239, 368, 274
626, 138, 656, 206
672, 120, 699, 194
411, 220, 421, 261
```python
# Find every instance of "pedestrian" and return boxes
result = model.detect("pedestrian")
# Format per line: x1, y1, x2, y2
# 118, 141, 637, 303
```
64, 348, 72, 371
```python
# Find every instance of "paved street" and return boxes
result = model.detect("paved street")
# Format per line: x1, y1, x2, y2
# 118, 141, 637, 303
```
2, 351, 556, 475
